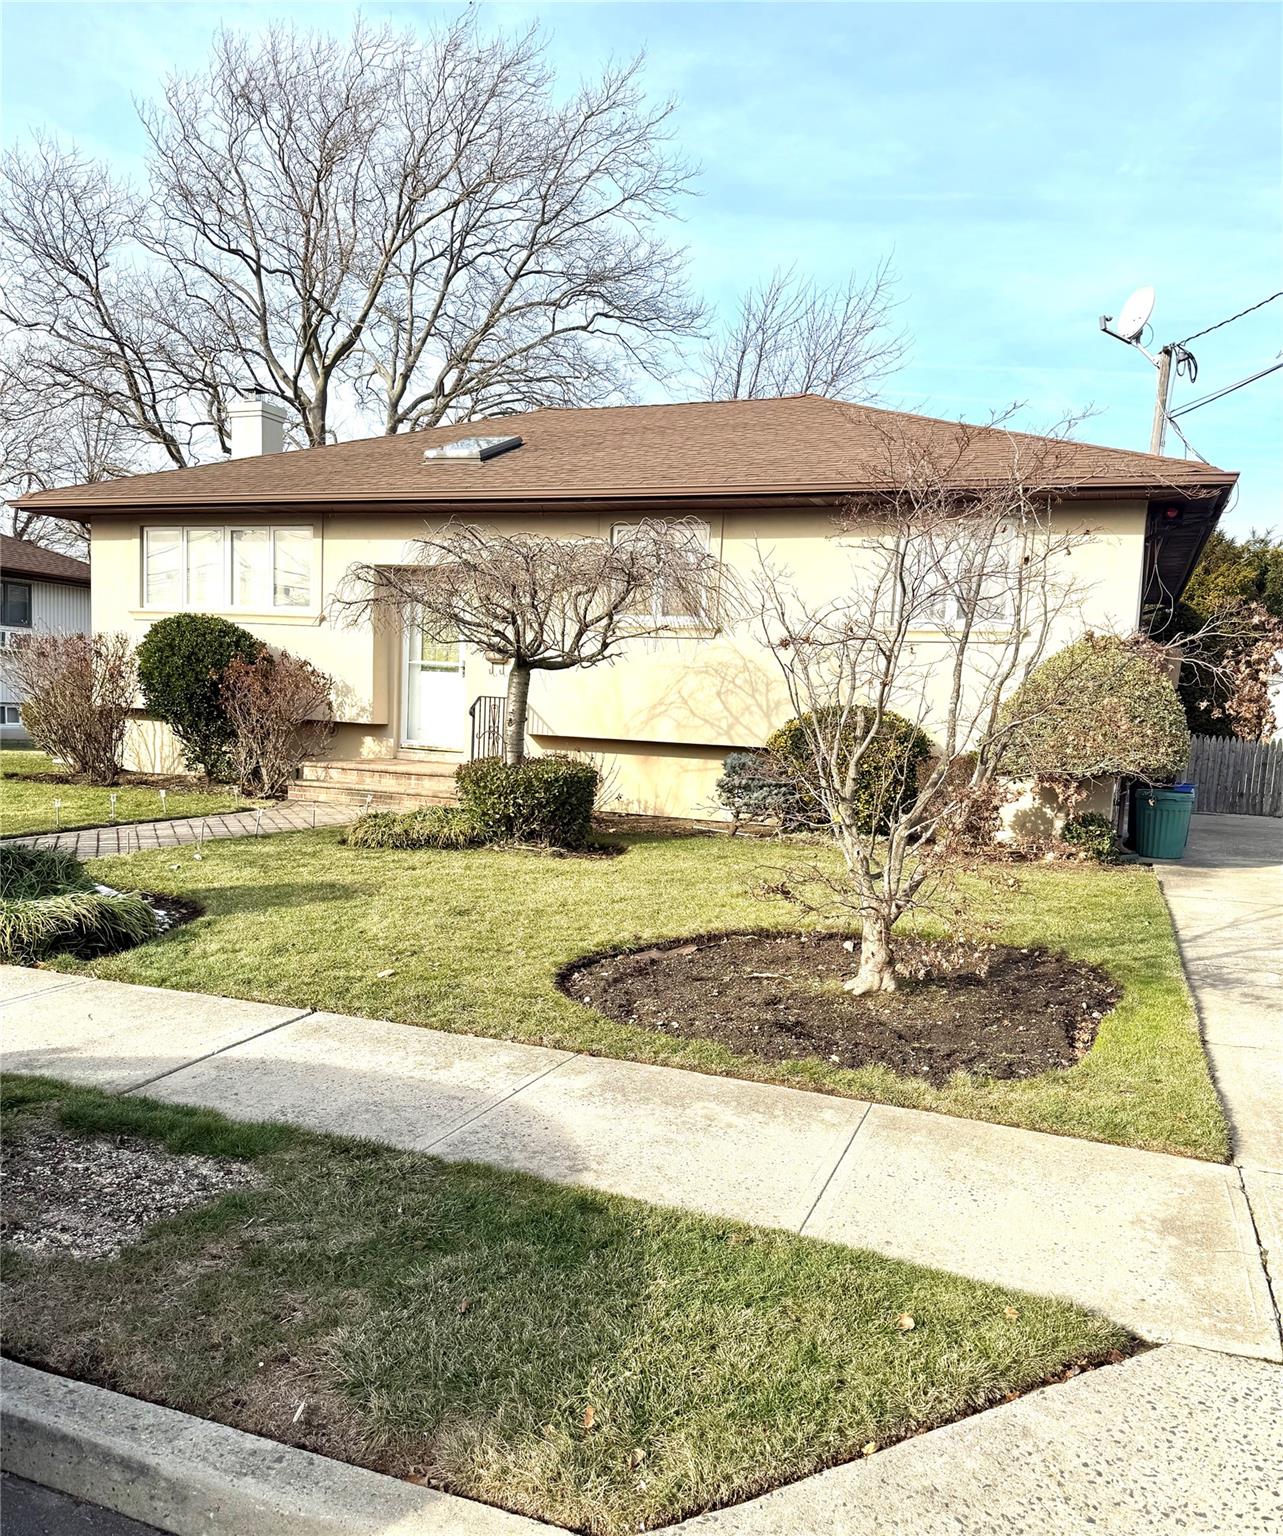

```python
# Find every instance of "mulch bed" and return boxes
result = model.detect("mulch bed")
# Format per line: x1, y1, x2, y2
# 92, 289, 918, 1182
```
1, 1123, 258, 1261
560, 932, 1119, 1085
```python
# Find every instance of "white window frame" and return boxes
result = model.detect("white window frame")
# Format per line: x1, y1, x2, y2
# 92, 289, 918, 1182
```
142, 525, 316, 614
919, 523, 1024, 630
609, 519, 711, 628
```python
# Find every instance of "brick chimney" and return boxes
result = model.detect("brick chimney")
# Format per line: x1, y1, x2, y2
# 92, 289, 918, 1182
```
227, 395, 288, 458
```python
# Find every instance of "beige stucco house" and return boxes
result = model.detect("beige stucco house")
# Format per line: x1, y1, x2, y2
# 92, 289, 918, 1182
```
18, 395, 1235, 820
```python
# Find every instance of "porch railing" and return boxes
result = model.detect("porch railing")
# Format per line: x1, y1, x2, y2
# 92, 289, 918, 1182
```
469, 695, 506, 760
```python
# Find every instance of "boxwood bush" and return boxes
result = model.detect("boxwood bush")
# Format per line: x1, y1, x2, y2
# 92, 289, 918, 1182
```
455, 754, 599, 848
137, 613, 262, 780
1060, 812, 1121, 864
763, 707, 934, 834
1001, 636, 1190, 784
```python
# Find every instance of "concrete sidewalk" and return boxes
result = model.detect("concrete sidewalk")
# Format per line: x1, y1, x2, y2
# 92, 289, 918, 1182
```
3, 964, 1278, 1359
1, 801, 355, 860
1157, 814, 1282, 1178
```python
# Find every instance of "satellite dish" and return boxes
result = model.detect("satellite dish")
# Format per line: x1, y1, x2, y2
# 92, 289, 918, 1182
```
1114, 285, 1155, 343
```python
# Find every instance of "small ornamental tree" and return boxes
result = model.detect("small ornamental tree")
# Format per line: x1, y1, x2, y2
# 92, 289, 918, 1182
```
337, 520, 729, 765
755, 410, 1125, 995
1001, 635, 1190, 786
8, 632, 136, 783
137, 613, 260, 780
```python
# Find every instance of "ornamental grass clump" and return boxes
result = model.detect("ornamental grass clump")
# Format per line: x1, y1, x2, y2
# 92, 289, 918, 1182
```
0, 844, 157, 963
345, 806, 481, 851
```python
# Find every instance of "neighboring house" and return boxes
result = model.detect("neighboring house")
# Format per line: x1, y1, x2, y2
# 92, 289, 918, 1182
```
15, 395, 1235, 818
0, 533, 92, 745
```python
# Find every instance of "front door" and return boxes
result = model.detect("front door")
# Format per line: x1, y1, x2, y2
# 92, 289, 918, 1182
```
403, 622, 466, 750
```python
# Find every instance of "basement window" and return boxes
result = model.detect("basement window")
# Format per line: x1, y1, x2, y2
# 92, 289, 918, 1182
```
422, 435, 523, 462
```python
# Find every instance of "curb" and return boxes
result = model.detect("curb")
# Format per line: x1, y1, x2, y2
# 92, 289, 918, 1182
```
0, 1360, 549, 1536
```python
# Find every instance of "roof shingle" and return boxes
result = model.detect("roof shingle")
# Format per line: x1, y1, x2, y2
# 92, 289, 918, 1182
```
13, 395, 1235, 516
0, 533, 90, 583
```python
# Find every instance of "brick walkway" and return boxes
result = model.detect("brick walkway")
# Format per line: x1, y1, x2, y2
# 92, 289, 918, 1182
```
1, 801, 356, 859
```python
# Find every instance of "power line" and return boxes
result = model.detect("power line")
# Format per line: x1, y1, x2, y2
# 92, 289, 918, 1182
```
1175, 291, 1283, 347
1168, 358, 1283, 419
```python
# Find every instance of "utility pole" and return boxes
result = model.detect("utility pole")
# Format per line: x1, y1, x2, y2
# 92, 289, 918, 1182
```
1150, 345, 1173, 455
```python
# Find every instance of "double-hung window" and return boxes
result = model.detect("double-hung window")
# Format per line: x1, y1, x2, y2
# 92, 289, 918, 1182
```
1, 579, 32, 628
142, 526, 313, 612
609, 520, 711, 627
919, 523, 1022, 630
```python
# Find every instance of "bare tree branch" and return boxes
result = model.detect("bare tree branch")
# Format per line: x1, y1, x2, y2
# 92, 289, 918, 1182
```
334, 519, 732, 764
699, 261, 907, 402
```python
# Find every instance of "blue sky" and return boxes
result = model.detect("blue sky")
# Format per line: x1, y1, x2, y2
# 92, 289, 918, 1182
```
2, 0, 1279, 531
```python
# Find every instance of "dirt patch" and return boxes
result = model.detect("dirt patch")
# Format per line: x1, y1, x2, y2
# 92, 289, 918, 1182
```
561, 932, 1119, 1085
141, 892, 204, 934
2, 1123, 258, 1260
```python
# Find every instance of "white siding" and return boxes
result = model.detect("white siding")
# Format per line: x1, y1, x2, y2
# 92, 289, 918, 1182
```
1, 579, 92, 739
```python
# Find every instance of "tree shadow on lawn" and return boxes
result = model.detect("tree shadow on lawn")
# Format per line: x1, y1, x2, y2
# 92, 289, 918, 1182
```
0, 1069, 1131, 1536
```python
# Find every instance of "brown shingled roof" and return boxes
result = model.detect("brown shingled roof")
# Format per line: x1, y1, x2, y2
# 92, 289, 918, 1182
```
14, 395, 1235, 516
0, 533, 90, 584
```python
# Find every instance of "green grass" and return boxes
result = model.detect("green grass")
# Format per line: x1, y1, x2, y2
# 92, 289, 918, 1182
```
49, 827, 1229, 1160
1, 1077, 1133, 1534
0, 750, 255, 837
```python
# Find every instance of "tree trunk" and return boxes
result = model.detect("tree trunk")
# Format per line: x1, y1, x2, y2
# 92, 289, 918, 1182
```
504, 662, 531, 766
844, 911, 897, 994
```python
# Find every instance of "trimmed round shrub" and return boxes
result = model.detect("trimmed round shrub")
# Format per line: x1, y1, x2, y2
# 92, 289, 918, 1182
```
137, 614, 262, 780
764, 707, 934, 834
1060, 811, 1121, 864
1002, 636, 1190, 784
455, 754, 599, 848
345, 807, 481, 851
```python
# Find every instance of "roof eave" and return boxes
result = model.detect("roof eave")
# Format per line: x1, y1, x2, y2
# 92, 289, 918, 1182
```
18, 474, 1238, 520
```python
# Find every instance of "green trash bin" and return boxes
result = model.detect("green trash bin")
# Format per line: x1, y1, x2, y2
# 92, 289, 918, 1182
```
1132, 786, 1195, 861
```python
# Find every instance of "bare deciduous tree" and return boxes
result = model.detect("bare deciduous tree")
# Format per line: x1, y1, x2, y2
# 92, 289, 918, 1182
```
0, 139, 225, 470
0, 359, 140, 556
337, 520, 728, 765
6, 633, 137, 783
755, 414, 1102, 994
699, 261, 906, 402
2, 18, 701, 464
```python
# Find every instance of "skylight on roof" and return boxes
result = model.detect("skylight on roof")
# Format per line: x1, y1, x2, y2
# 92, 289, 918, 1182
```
423, 434, 523, 463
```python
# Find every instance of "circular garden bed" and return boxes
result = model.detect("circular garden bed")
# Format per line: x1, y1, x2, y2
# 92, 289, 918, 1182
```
560, 932, 1119, 1085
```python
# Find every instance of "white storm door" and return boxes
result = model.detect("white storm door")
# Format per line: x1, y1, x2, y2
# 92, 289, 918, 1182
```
403, 622, 466, 750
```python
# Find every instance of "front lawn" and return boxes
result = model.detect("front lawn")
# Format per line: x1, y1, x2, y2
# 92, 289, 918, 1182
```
0, 750, 255, 837
1, 1077, 1132, 1534
53, 827, 1229, 1160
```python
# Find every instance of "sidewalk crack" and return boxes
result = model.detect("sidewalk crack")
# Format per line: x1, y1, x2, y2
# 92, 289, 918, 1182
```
416, 1051, 581, 1153
119, 1008, 316, 1095
798, 1102, 872, 1236
1238, 1167, 1283, 1352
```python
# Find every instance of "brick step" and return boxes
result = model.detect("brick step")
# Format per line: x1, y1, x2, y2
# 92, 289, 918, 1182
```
296, 759, 459, 794
286, 781, 458, 811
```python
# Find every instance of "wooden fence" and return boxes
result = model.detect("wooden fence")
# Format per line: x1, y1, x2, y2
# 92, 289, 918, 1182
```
1183, 735, 1283, 817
